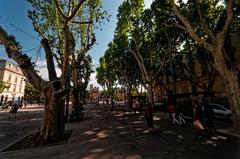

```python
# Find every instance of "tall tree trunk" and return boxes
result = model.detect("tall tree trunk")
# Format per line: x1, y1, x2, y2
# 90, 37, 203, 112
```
214, 47, 240, 132
170, 0, 240, 131
72, 89, 80, 108
72, 67, 83, 110
224, 71, 240, 132
127, 84, 132, 110
147, 82, 155, 109
36, 81, 65, 143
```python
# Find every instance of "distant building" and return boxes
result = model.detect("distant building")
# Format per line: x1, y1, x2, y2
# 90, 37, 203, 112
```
0, 59, 26, 105
116, 87, 125, 102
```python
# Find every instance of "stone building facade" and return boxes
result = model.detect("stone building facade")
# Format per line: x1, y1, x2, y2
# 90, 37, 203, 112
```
0, 59, 26, 104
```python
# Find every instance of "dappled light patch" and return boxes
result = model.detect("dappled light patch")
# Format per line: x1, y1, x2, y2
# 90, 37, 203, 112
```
29, 118, 42, 121
116, 126, 125, 129
92, 128, 100, 131
124, 112, 133, 115
125, 154, 142, 159
0, 120, 8, 123
136, 128, 144, 131
96, 131, 109, 139
118, 117, 124, 120
132, 121, 143, 124
119, 131, 128, 135
114, 113, 124, 117
83, 130, 96, 135
177, 134, 184, 139
89, 138, 99, 142
89, 148, 105, 153
153, 116, 161, 121
163, 130, 175, 134
142, 130, 149, 134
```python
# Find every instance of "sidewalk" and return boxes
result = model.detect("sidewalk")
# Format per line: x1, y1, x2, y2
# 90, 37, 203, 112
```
0, 104, 43, 151
0, 104, 239, 159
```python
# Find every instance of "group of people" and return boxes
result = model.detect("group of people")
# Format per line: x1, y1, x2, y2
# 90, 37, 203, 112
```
167, 97, 218, 138
168, 102, 186, 126
132, 99, 143, 114
134, 96, 220, 137
192, 98, 218, 138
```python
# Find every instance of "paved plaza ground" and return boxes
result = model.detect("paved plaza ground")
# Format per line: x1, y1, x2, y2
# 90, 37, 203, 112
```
0, 104, 240, 159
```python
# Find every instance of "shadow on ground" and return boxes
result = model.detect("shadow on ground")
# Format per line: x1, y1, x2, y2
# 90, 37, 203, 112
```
0, 104, 239, 159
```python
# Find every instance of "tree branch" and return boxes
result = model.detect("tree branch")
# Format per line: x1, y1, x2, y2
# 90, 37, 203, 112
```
170, 0, 214, 52
41, 38, 58, 81
67, 0, 86, 21
71, 21, 93, 24
196, 7, 216, 42
53, 0, 67, 19
222, 0, 234, 37
0, 27, 46, 91
199, 22, 216, 42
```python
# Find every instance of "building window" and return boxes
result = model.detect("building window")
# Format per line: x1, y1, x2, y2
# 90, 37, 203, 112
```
13, 84, 17, 92
19, 85, 22, 93
8, 75, 11, 82
14, 77, 18, 83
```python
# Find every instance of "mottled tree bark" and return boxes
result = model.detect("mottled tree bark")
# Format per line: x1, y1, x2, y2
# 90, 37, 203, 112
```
37, 81, 65, 143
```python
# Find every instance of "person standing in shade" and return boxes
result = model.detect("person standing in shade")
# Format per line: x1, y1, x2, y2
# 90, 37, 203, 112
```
144, 103, 154, 132
111, 98, 115, 110
192, 99, 204, 136
202, 98, 217, 138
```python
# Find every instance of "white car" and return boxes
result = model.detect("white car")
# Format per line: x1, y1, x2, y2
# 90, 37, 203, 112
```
209, 103, 232, 118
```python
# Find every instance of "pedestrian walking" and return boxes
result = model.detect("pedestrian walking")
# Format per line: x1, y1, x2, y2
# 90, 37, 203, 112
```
177, 103, 186, 125
132, 99, 137, 113
192, 99, 205, 136
111, 98, 115, 110
9, 104, 18, 119
144, 103, 154, 133
202, 98, 217, 138
168, 101, 180, 125
139, 99, 143, 114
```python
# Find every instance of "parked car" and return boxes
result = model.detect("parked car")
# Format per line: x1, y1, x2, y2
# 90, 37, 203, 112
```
208, 103, 232, 118
154, 102, 167, 112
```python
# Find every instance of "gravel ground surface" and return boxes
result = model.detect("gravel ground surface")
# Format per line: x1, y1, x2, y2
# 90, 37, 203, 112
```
0, 104, 239, 159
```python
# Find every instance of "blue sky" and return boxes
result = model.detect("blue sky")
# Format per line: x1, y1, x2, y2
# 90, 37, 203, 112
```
0, 0, 153, 87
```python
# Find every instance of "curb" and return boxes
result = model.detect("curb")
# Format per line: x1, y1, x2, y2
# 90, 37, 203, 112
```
217, 128, 240, 138
0, 132, 31, 152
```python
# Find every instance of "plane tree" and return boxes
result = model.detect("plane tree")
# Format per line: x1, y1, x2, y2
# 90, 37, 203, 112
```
96, 55, 117, 102
0, 0, 105, 143
28, 0, 106, 120
127, 1, 181, 106
170, 0, 240, 131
